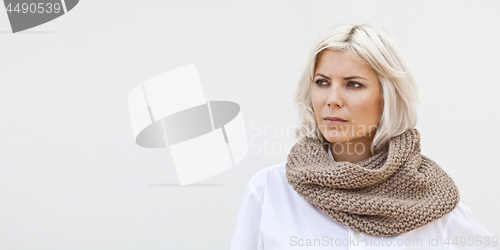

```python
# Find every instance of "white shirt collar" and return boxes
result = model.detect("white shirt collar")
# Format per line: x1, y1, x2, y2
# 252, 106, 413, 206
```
327, 143, 335, 160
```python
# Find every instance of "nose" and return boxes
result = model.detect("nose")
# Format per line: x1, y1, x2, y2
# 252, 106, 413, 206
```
326, 85, 344, 108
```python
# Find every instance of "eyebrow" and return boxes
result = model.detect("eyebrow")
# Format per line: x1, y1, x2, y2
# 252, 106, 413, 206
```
314, 73, 367, 81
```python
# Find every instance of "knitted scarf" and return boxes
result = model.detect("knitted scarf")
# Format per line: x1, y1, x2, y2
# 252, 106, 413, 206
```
285, 128, 460, 237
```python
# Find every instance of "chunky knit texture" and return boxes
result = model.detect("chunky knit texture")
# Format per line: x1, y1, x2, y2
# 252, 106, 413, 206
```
285, 128, 460, 237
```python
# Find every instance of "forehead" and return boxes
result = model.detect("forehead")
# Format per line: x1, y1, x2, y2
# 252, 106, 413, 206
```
315, 49, 372, 76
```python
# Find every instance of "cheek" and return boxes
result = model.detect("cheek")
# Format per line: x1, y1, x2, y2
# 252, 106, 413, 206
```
310, 90, 321, 112
354, 97, 382, 123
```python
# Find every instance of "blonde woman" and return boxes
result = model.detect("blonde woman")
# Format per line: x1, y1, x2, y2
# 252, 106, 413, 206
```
230, 23, 499, 250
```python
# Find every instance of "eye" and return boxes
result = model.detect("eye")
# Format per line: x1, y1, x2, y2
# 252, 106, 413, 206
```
347, 81, 363, 88
314, 79, 329, 86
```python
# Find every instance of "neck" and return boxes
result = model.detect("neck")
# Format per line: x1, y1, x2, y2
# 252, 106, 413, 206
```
330, 134, 375, 163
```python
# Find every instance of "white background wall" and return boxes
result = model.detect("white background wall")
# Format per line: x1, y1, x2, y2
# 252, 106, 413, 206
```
0, 0, 499, 249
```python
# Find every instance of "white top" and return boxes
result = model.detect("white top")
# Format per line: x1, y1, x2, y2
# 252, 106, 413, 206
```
230, 145, 499, 250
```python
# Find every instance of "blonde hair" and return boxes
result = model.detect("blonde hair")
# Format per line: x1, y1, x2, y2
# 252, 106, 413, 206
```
293, 22, 419, 155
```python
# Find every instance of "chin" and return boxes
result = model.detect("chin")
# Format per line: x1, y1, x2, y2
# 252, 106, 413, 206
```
322, 128, 343, 138
323, 134, 349, 144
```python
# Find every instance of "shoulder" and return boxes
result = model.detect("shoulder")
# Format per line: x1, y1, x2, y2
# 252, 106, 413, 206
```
450, 201, 475, 216
444, 201, 495, 238
446, 201, 482, 226
245, 162, 287, 199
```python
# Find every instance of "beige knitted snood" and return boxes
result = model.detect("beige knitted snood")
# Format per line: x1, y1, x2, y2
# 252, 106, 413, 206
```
286, 128, 460, 237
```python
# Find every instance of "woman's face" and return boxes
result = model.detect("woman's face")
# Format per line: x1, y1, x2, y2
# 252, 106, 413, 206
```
311, 49, 383, 145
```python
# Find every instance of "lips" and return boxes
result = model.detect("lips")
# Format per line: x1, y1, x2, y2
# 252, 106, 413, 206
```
324, 116, 347, 122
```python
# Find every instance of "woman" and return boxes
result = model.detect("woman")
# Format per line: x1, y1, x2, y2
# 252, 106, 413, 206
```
230, 23, 499, 250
